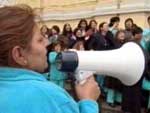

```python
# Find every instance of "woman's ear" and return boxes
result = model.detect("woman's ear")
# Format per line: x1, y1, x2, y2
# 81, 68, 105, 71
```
11, 46, 28, 66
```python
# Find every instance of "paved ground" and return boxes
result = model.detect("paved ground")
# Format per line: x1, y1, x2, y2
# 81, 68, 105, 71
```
99, 99, 146, 113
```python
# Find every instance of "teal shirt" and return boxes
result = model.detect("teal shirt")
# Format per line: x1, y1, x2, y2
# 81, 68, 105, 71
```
141, 28, 150, 51
109, 27, 118, 37
49, 52, 66, 80
143, 28, 150, 37
0, 67, 99, 113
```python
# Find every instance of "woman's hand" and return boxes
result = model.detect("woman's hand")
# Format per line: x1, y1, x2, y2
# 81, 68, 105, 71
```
75, 76, 101, 101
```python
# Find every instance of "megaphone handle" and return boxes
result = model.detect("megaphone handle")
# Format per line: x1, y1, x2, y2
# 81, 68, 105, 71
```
75, 70, 94, 85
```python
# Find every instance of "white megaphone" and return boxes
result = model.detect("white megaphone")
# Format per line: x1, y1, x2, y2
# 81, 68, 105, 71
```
56, 42, 145, 86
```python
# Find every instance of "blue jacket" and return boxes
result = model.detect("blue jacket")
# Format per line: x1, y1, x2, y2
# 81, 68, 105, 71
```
0, 67, 99, 113
49, 52, 67, 80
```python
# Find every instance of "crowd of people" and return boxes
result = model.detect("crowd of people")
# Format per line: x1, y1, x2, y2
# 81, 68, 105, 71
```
42, 14, 150, 113
0, 4, 150, 113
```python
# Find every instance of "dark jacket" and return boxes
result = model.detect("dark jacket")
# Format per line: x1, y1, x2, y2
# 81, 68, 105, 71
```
87, 31, 116, 50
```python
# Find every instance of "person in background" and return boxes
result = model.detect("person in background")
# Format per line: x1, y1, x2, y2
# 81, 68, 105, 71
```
40, 25, 51, 38
143, 16, 150, 35
104, 30, 127, 107
57, 35, 69, 51
70, 28, 86, 48
85, 19, 98, 50
49, 25, 60, 44
88, 22, 116, 102
88, 19, 98, 33
105, 30, 126, 107
88, 22, 115, 50
40, 25, 52, 79
48, 38, 67, 88
109, 16, 120, 36
77, 19, 88, 37
62, 23, 73, 38
142, 60, 150, 113
62, 23, 73, 37
122, 27, 144, 113
142, 16, 150, 113
115, 30, 127, 47
124, 18, 134, 41
73, 41, 85, 51
0, 4, 101, 113
141, 16, 150, 51
124, 18, 134, 31
132, 26, 143, 44
133, 26, 150, 112
62, 23, 74, 48
140, 17, 150, 112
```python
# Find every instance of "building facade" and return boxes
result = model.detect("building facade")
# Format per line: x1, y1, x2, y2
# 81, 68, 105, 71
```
0, 0, 150, 29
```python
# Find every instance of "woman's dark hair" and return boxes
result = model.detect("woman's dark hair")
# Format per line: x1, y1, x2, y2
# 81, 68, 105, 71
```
147, 16, 150, 22
40, 25, 51, 37
88, 19, 97, 29
132, 26, 143, 36
62, 23, 72, 36
0, 4, 36, 66
52, 25, 60, 34
73, 27, 82, 36
115, 30, 126, 40
73, 41, 84, 50
40, 25, 48, 32
109, 16, 120, 27
125, 18, 134, 25
48, 35, 69, 51
115, 30, 125, 38
99, 22, 107, 31
77, 19, 88, 31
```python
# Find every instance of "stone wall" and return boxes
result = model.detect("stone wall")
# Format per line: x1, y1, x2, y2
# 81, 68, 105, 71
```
0, 0, 150, 29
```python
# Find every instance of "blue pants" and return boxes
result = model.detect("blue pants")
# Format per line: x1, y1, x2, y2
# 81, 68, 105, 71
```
106, 88, 122, 104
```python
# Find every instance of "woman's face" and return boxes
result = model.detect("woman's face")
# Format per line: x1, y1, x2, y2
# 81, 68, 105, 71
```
91, 21, 97, 29
24, 26, 49, 72
102, 23, 109, 32
80, 21, 87, 29
114, 21, 119, 28
117, 32, 125, 41
51, 28, 57, 35
65, 24, 71, 32
125, 20, 133, 29
76, 29, 82, 38
134, 33, 142, 41
54, 44, 61, 52
41, 26, 48, 34
79, 44, 84, 50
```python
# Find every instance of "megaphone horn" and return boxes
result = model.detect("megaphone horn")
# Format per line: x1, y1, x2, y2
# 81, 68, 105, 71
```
56, 42, 145, 86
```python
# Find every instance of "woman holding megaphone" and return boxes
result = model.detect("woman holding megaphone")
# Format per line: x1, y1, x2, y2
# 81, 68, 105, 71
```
0, 4, 100, 113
